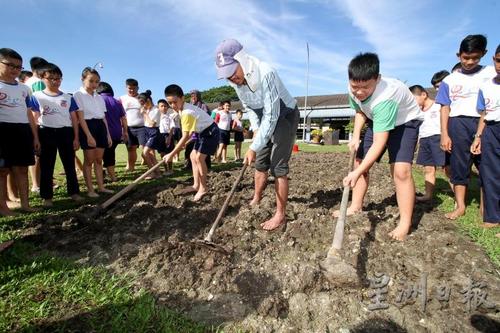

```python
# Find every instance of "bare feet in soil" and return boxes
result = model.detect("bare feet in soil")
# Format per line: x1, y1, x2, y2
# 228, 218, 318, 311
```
388, 223, 411, 241
193, 191, 207, 202
333, 206, 362, 218
99, 188, 114, 194
88, 192, 99, 198
260, 215, 286, 231
175, 186, 197, 195
445, 207, 465, 220
416, 195, 431, 202
250, 195, 262, 207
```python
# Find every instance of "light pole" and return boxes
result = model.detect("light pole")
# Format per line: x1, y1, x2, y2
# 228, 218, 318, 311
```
302, 42, 309, 142
93, 62, 103, 70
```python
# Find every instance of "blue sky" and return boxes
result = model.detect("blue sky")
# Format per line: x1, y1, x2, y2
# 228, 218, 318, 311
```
4, 0, 499, 101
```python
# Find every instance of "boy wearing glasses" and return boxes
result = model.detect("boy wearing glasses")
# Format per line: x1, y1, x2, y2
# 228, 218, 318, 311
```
0, 48, 40, 216
30, 62, 82, 207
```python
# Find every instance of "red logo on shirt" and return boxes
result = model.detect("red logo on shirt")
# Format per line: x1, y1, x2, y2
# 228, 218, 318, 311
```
450, 85, 464, 101
0, 92, 6, 101
60, 100, 68, 108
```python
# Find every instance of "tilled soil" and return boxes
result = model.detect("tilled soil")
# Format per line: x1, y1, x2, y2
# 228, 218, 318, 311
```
26, 152, 499, 332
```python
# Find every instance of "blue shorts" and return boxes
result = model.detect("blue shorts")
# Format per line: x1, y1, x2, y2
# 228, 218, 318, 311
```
127, 126, 147, 147
0, 122, 35, 167
234, 131, 244, 142
448, 116, 481, 185
219, 129, 230, 145
156, 133, 174, 154
194, 123, 219, 156
417, 135, 446, 166
479, 121, 500, 223
79, 119, 109, 150
144, 126, 161, 150
357, 119, 421, 163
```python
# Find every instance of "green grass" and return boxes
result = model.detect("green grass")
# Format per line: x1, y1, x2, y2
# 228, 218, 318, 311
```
0, 141, 497, 331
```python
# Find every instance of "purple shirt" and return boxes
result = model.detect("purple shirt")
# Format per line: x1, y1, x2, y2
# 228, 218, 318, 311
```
101, 93, 126, 140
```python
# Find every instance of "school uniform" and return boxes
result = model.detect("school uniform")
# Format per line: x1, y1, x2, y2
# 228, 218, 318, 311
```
144, 106, 162, 150
215, 111, 232, 145
349, 77, 423, 164
73, 87, 109, 150
228, 51, 299, 178
416, 102, 446, 166
477, 78, 500, 223
101, 93, 126, 167
435, 66, 496, 186
0, 81, 35, 168
120, 94, 146, 147
181, 103, 219, 156
233, 118, 245, 142
31, 91, 80, 199
157, 111, 175, 154
24, 76, 45, 93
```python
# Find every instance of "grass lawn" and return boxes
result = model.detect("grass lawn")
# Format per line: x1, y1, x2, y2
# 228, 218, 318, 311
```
1, 141, 497, 331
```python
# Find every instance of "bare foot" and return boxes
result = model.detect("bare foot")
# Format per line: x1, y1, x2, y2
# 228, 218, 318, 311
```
99, 188, 114, 194
176, 186, 197, 195
481, 222, 499, 229
193, 191, 207, 202
88, 192, 99, 198
445, 208, 465, 220
6, 201, 21, 209
388, 223, 411, 241
260, 215, 286, 231
416, 195, 431, 202
250, 197, 261, 207
333, 206, 362, 218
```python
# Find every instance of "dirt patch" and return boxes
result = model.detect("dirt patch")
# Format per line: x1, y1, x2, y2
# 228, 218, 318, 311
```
25, 152, 499, 332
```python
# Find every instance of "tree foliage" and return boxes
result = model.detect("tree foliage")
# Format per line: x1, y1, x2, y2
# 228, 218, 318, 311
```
184, 85, 238, 103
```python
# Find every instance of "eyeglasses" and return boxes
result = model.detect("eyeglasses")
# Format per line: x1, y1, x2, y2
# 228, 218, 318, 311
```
46, 77, 62, 82
0, 61, 23, 70
494, 57, 500, 63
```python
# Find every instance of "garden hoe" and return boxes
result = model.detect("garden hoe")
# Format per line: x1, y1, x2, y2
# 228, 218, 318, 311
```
320, 150, 360, 287
193, 164, 247, 255
81, 159, 166, 220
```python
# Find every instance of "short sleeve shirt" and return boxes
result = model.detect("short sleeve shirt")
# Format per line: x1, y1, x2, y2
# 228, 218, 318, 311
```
0, 81, 32, 124
180, 103, 214, 133
31, 91, 78, 128
477, 78, 500, 122
348, 76, 422, 133
120, 94, 144, 127
73, 87, 106, 120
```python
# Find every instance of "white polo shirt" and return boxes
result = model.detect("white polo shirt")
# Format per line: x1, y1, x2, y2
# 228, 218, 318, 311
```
0, 81, 32, 124
477, 78, 500, 122
73, 87, 106, 120
159, 111, 175, 134
31, 91, 78, 128
418, 102, 441, 138
120, 94, 144, 127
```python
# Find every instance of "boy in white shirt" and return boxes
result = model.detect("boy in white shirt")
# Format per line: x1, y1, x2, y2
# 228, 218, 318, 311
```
157, 99, 175, 174
163, 84, 219, 201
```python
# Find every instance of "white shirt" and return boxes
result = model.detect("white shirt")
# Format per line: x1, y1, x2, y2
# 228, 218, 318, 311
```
477, 78, 500, 122
349, 76, 422, 132
169, 110, 180, 128
159, 111, 175, 134
31, 91, 78, 128
0, 81, 31, 124
73, 87, 106, 120
120, 94, 144, 127
435, 66, 496, 117
418, 102, 441, 138
180, 102, 214, 133
216, 111, 232, 131
144, 106, 160, 128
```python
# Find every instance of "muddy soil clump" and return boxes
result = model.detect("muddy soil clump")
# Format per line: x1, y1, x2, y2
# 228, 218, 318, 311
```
27, 152, 499, 332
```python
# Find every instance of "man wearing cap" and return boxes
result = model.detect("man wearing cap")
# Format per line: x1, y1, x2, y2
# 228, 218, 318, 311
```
215, 39, 299, 231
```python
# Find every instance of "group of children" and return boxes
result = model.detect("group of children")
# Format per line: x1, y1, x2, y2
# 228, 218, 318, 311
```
339, 34, 499, 240
2, 34, 498, 238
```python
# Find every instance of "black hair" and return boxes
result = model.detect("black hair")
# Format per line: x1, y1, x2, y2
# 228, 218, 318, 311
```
18, 70, 33, 81
40, 62, 63, 78
348, 52, 380, 81
0, 48, 22, 61
157, 99, 168, 105
164, 84, 184, 98
96, 82, 114, 96
29, 56, 48, 70
430, 70, 450, 86
218, 101, 224, 106
236, 109, 243, 114
126, 78, 138, 87
409, 85, 427, 95
459, 34, 487, 54
222, 100, 231, 105
451, 62, 462, 72
81, 67, 100, 79
496, 44, 500, 55
138, 89, 153, 102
